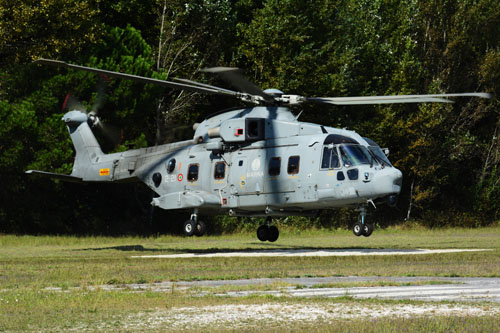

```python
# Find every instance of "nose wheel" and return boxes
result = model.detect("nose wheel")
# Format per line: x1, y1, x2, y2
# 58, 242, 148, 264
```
183, 209, 207, 237
353, 206, 373, 237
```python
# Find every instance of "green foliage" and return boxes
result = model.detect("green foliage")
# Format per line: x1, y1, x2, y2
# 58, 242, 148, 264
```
0, 0, 103, 64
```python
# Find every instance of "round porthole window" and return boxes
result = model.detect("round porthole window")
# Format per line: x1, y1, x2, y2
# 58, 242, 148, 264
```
152, 172, 162, 187
167, 158, 176, 173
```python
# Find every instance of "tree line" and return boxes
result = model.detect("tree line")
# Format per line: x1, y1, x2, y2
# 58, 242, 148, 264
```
0, 0, 499, 235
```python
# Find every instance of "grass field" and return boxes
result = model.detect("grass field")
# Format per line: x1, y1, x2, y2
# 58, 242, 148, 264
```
1, 225, 500, 331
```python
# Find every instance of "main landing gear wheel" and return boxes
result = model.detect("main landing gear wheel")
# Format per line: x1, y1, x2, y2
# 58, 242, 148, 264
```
268, 226, 279, 242
195, 220, 206, 237
256, 225, 280, 242
257, 225, 268, 241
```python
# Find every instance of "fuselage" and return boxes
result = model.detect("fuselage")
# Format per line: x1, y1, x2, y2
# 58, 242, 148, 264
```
57, 107, 402, 216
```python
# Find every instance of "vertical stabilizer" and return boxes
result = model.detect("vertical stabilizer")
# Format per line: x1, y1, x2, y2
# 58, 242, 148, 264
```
62, 110, 104, 178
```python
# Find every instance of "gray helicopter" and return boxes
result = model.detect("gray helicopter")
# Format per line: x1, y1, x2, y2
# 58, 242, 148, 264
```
27, 59, 492, 241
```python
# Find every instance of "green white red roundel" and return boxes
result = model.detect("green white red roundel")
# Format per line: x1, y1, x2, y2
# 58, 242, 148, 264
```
177, 174, 183, 181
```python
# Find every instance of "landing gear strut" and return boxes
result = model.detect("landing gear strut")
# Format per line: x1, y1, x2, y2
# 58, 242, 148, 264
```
257, 216, 279, 242
183, 209, 206, 237
353, 206, 373, 237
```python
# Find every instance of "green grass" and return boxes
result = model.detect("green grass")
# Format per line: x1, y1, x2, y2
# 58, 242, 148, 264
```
1, 225, 500, 331
1, 226, 500, 289
1, 290, 499, 331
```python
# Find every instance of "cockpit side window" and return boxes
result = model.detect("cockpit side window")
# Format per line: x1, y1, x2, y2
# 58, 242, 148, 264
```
321, 147, 331, 169
321, 146, 339, 169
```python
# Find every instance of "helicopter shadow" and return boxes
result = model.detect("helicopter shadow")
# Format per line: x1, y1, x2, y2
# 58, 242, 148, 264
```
76, 245, 164, 252
142, 245, 420, 255
75, 244, 421, 255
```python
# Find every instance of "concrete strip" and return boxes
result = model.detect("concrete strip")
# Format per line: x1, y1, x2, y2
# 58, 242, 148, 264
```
132, 248, 490, 259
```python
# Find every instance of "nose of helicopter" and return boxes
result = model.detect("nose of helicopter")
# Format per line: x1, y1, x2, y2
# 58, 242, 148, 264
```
393, 167, 403, 190
371, 166, 403, 197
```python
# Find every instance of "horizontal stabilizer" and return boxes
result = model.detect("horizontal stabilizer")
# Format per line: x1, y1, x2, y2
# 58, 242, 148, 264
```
25, 170, 82, 183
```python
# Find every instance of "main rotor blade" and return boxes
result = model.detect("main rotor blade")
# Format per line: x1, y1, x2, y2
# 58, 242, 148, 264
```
307, 93, 493, 105
173, 77, 238, 95
34, 59, 238, 97
202, 67, 274, 103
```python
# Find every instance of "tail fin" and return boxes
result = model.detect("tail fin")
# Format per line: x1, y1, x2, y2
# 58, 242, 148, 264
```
26, 110, 104, 182
62, 110, 104, 179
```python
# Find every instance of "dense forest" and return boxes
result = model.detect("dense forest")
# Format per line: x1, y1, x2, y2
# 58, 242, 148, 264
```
0, 0, 499, 235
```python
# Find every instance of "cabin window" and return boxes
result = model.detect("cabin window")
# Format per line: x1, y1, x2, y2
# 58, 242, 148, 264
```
238, 160, 244, 167
321, 146, 340, 169
166, 158, 176, 173
152, 172, 162, 187
288, 156, 300, 174
214, 162, 225, 179
188, 164, 199, 181
269, 157, 281, 176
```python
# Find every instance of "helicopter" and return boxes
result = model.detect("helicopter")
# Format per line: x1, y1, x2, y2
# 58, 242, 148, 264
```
27, 58, 492, 242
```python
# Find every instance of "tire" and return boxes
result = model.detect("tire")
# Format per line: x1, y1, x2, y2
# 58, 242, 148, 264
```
183, 220, 195, 236
195, 220, 206, 237
257, 225, 268, 242
352, 222, 364, 237
362, 223, 373, 237
267, 226, 279, 242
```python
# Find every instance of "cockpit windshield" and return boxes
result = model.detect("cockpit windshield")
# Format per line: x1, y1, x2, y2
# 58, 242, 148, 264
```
363, 137, 393, 167
340, 145, 374, 167
368, 146, 392, 167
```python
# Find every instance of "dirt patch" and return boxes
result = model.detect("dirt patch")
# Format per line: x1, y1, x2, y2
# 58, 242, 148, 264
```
118, 303, 500, 330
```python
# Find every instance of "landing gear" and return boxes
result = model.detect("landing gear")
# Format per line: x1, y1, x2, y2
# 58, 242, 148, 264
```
362, 223, 373, 237
353, 206, 373, 237
183, 219, 196, 236
256, 217, 279, 242
352, 221, 364, 237
183, 209, 207, 237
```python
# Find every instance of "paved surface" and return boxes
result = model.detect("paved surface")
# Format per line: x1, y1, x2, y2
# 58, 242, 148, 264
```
217, 277, 500, 302
132, 248, 489, 258
94, 276, 500, 303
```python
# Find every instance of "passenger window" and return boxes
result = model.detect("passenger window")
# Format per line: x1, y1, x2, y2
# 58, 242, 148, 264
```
269, 157, 281, 176
166, 158, 176, 173
214, 162, 225, 179
188, 164, 199, 181
288, 156, 300, 174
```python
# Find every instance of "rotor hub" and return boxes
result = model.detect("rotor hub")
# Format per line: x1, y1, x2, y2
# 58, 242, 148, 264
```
262, 88, 284, 97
